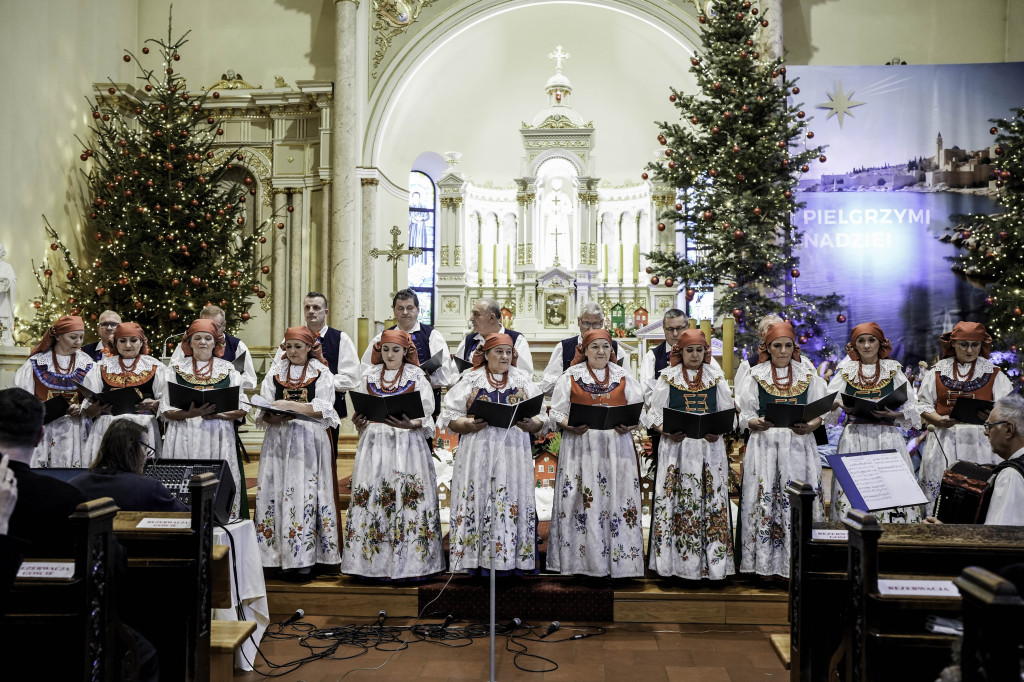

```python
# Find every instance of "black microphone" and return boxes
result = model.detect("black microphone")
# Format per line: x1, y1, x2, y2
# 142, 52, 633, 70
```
281, 608, 304, 627
926, 425, 950, 469
376, 609, 386, 627
540, 620, 560, 638
439, 613, 454, 630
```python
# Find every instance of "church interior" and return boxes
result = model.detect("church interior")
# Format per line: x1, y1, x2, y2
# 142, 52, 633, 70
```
2, 1, 1024, 680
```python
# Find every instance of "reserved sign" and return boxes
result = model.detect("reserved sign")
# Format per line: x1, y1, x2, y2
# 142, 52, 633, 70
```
17, 561, 75, 579
136, 517, 191, 529
811, 529, 849, 541
878, 579, 960, 597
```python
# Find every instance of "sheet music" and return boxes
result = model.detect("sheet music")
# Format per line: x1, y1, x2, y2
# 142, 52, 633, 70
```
839, 450, 928, 510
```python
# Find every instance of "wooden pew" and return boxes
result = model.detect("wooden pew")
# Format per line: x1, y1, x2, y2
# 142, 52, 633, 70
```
786, 482, 1024, 682
113, 473, 218, 682
955, 566, 1024, 682
3, 497, 121, 681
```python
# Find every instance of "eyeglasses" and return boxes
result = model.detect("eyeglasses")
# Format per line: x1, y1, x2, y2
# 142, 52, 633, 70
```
138, 440, 157, 459
578, 320, 604, 330
954, 341, 982, 350
982, 421, 1009, 433
98, 322, 120, 328
664, 325, 689, 334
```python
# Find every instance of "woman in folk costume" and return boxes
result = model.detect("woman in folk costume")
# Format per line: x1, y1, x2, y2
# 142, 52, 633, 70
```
343, 329, 443, 580
548, 329, 645, 579
81, 323, 166, 466
826, 322, 922, 523
14, 315, 94, 467
917, 322, 1012, 507
159, 319, 248, 518
440, 333, 545, 574
254, 326, 340, 578
642, 329, 735, 580
737, 321, 827, 578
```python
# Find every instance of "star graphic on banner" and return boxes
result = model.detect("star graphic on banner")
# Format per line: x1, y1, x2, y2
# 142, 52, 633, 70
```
816, 81, 866, 128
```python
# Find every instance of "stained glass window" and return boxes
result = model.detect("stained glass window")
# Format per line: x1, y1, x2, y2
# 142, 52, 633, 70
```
408, 171, 436, 324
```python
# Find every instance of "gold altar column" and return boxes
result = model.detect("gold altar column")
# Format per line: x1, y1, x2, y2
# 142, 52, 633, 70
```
331, 0, 360, 335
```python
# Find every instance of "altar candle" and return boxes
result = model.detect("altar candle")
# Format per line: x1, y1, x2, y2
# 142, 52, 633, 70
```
506, 245, 511, 283
722, 317, 735, 382
633, 244, 640, 285
493, 244, 498, 285
478, 244, 483, 283
603, 244, 609, 282
700, 319, 713, 345
618, 243, 624, 284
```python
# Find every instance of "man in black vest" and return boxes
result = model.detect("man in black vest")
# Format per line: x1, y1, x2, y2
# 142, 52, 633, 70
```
81, 309, 121, 361
170, 304, 257, 389
539, 300, 630, 394
452, 297, 534, 377
639, 308, 690, 465
359, 288, 453, 418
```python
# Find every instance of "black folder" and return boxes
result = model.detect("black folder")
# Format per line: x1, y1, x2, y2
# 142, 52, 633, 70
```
453, 356, 473, 372
43, 395, 70, 425
349, 390, 425, 423
167, 382, 239, 413
662, 407, 737, 438
764, 392, 838, 428
245, 396, 323, 424
468, 394, 545, 429
567, 402, 644, 430
949, 396, 994, 425
840, 382, 908, 419
75, 382, 145, 416
419, 350, 444, 375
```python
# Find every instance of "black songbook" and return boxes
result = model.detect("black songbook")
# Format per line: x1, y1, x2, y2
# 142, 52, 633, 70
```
167, 382, 240, 414
949, 396, 994, 425
232, 349, 248, 375
75, 382, 145, 416
349, 390, 425, 423
567, 402, 644, 430
662, 407, 737, 438
840, 382, 909, 420
764, 392, 838, 428
419, 350, 444, 375
43, 395, 70, 425
453, 356, 473, 372
246, 396, 322, 424
469, 394, 545, 429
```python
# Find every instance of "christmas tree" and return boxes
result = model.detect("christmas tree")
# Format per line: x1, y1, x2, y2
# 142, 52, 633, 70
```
643, 0, 843, 361
24, 15, 271, 350
943, 109, 1024, 374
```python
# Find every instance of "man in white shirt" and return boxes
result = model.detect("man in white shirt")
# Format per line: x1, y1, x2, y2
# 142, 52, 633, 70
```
170, 304, 257, 390
638, 308, 692, 403
452, 298, 534, 378
982, 394, 1024, 525
539, 301, 631, 395
360, 288, 453, 417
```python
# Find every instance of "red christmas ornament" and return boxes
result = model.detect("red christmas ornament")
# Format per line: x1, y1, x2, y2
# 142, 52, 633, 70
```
261, 265, 270, 274
657, 222, 667, 232
664, 149, 672, 157
711, 126, 720, 134
258, 236, 266, 244
784, 190, 793, 199
764, 261, 773, 270
791, 87, 800, 95
995, 147, 1004, 156
252, 285, 261, 293
172, 53, 180, 61
722, 221, 731, 230
985, 297, 995, 306
645, 266, 653, 274
665, 278, 674, 287
657, 134, 667, 144
713, 82, 722, 90
200, 242, 208, 250
752, 7, 758, 13
790, 268, 800, 278
999, 231, 1008, 239
733, 230, 744, 239
699, 15, 706, 23
741, 105, 749, 113
708, 169, 718, 177
728, 282, 738, 289
685, 288, 696, 300
702, 211, 713, 221
44, 268, 53, 277
216, 128, 224, 136
668, 161, 677, 169
650, 276, 660, 285
134, 301, 143, 310
798, 335, 808, 344
256, 291, 266, 299
641, 173, 649, 180
241, 312, 251, 321
168, 310, 179, 321
800, 165, 810, 173
80, 153, 88, 161
819, 155, 827, 163
675, 203, 683, 211
229, 280, 239, 289
250, 188, 256, 195
736, 13, 744, 20
1000, 170, 1011, 180
836, 314, 847, 323
691, 57, 700, 66
66, 271, 75, 280
1015, 307, 1023, 317
739, 50, 748, 59
806, 132, 815, 140
732, 308, 743, 318
188, 221, 196, 229
121, 260, 130, 268
761, 19, 769, 27
287, 205, 294, 213
669, 94, 677, 102
276, 222, 285, 230
171, 278, 180, 286
33, 301, 41, 309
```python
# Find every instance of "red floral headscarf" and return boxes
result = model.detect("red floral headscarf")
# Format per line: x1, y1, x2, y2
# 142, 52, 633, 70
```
369, 329, 418, 366
30, 315, 85, 355
113, 322, 150, 356
181, 319, 225, 357
845, 322, 891, 361
939, 321, 992, 359
670, 328, 712, 366
472, 333, 517, 370
281, 326, 326, 364
757, 321, 802, 364
571, 329, 617, 366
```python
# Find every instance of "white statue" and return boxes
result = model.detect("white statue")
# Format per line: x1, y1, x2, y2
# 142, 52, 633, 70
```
0, 242, 16, 345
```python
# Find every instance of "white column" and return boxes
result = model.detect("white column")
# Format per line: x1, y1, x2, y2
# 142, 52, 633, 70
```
289, 189, 304, 312
271, 190, 288, 338
360, 177, 379, 306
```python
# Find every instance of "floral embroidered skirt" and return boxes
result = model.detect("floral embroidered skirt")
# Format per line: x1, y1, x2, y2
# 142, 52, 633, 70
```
163, 417, 243, 519
738, 429, 823, 578
254, 421, 340, 569
448, 426, 537, 573
341, 423, 443, 579
547, 430, 644, 578
33, 415, 91, 469
829, 424, 923, 524
649, 437, 734, 580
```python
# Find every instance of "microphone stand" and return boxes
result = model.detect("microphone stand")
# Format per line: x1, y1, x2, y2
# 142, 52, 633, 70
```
161, 331, 185, 364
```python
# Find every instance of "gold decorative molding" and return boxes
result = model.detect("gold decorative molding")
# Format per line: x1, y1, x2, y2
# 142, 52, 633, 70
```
204, 71, 261, 91
578, 191, 598, 205
526, 244, 533, 263
453, 245, 462, 266
443, 296, 460, 313
440, 245, 450, 266
589, 243, 597, 265
360, 178, 379, 186
439, 196, 463, 208
372, 1, 438, 79
579, 242, 588, 262
517, 244, 525, 265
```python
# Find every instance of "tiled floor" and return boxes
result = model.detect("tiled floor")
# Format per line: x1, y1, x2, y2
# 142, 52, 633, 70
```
234, 615, 788, 681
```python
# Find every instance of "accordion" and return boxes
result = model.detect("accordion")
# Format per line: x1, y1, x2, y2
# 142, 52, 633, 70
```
934, 460, 996, 524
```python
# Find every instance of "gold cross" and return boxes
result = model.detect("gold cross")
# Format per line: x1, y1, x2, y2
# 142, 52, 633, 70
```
551, 225, 565, 268
370, 225, 422, 297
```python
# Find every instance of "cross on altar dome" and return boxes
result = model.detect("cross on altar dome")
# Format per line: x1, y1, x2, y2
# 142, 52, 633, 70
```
548, 45, 570, 71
